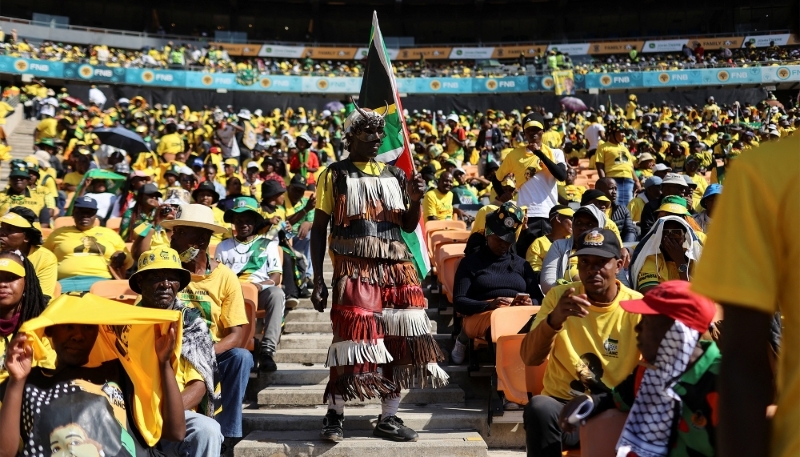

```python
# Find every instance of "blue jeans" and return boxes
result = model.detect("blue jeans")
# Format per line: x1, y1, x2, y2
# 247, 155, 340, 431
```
216, 347, 253, 437
613, 177, 634, 208
160, 410, 223, 457
292, 231, 312, 280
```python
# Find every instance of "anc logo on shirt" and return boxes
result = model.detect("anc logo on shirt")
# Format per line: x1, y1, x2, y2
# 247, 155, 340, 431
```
604, 337, 619, 358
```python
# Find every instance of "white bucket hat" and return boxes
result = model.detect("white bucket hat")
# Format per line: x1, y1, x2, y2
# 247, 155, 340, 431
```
161, 203, 226, 234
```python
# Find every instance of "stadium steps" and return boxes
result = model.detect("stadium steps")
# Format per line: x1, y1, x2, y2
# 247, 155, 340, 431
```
236, 253, 499, 457
1, 119, 38, 189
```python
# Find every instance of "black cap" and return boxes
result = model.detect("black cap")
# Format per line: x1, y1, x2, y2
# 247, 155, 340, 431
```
522, 113, 545, 131
73, 196, 98, 210
485, 202, 524, 243
571, 228, 621, 259
261, 179, 286, 198
139, 183, 163, 199
580, 189, 611, 206
192, 181, 219, 204
289, 174, 307, 190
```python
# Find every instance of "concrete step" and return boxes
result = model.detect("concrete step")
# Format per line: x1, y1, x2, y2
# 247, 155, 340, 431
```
235, 430, 488, 457
283, 319, 438, 335
258, 384, 465, 407
279, 333, 333, 350
242, 403, 485, 434
253, 362, 472, 393
285, 306, 437, 323
275, 334, 452, 364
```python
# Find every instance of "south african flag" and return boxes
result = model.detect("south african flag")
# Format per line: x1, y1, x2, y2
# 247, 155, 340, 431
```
358, 11, 430, 279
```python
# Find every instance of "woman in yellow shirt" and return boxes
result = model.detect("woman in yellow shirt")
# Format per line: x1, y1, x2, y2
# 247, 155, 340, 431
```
0, 209, 58, 299
595, 121, 642, 207
526, 205, 573, 272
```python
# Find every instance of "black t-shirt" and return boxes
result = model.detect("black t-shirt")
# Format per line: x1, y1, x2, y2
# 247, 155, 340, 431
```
1, 360, 153, 457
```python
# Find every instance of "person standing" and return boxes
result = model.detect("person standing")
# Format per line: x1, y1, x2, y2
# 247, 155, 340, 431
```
310, 106, 448, 443
496, 113, 567, 253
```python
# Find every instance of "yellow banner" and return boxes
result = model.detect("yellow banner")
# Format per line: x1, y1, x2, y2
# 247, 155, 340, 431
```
553, 70, 576, 96
491, 45, 547, 59
589, 41, 644, 55
396, 47, 453, 60
306, 47, 358, 59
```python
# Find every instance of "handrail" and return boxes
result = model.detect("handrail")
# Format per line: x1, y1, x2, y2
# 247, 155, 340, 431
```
1, 15, 793, 48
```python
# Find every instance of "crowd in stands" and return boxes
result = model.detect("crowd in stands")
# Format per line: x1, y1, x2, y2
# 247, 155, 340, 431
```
0, 78, 795, 456
0, 25, 798, 77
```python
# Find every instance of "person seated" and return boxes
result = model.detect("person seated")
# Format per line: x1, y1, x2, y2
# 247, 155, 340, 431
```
215, 197, 285, 373
130, 191, 187, 261
283, 175, 315, 286
628, 177, 661, 225
81, 177, 117, 221
44, 196, 132, 293
120, 183, 161, 242
521, 228, 643, 457
451, 168, 480, 205
557, 166, 585, 205
25, 159, 59, 219
0, 297, 187, 457
0, 160, 50, 228
594, 178, 637, 243
630, 201, 704, 295
0, 250, 50, 379
423, 172, 455, 221
579, 189, 625, 245
451, 203, 540, 365
653, 195, 706, 242
558, 281, 720, 457
0, 209, 58, 299
192, 181, 230, 246
217, 177, 245, 212
527, 205, 574, 272
260, 179, 287, 223
539, 205, 605, 294
693, 184, 721, 234
639, 173, 688, 235
161, 204, 252, 442
131, 247, 224, 457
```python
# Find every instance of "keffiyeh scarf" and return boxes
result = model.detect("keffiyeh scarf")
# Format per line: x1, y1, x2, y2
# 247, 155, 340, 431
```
616, 320, 700, 457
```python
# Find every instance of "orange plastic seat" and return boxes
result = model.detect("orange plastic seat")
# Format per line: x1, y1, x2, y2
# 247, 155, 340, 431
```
52, 282, 61, 299
489, 305, 540, 342
106, 217, 122, 232
242, 289, 258, 352
437, 246, 465, 304
429, 229, 471, 262
40, 227, 52, 240
495, 334, 549, 405
425, 220, 467, 252
462, 164, 479, 178
579, 409, 628, 457
89, 280, 138, 304
53, 216, 100, 229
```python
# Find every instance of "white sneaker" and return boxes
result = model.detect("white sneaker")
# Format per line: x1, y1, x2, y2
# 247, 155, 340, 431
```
451, 339, 467, 364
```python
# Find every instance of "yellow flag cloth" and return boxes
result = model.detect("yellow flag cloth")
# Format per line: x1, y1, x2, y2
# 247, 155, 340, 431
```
19, 293, 183, 447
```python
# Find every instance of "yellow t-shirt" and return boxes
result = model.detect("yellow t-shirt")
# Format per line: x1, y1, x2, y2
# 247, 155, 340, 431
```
558, 183, 586, 203
542, 130, 563, 149
689, 173, 708, 211
471, 204, 498, 234
157, 133, 185, 155
28, 245, 58, 298
179, 264, 249, 342
526, 235, 553, 271
63, 172, 84, 188
43, 226, 133, 280
495, 145, 555, 190
35, 118, 58, 141
175, 358, 204, 392
594, 142, 635, 179
628, 196, 647, 223
423, 188, 454, 221
315, 162, 384, 215
692, 135, 800, 457
0, 191, 47, 218
529, 281, 642, 400
636, 254, 694, 292
210, 206, 230, 245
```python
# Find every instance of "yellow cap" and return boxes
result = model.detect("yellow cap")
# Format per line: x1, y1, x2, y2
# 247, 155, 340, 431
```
0, 212, 32, 228
554, 207, 575, 217
658, 203, 690, 216
129, 247, 191, 294
523, 119, 544, 130
224, 158, 239, 167
595, 195, 611, 203
0, 257, 25, 277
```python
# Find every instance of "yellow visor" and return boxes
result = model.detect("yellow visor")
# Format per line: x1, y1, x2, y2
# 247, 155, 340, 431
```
1, 212, 32, 229
658, 203, 690, 216
0, 258, 25, 277
524, 120, 544, 130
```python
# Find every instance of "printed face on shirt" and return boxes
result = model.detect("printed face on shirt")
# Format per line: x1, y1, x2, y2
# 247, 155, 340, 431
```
49, 423, 104, 457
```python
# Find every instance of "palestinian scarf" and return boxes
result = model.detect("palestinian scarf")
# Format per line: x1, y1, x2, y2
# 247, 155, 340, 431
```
169, 298, 220, 417
616, 320, 700, 457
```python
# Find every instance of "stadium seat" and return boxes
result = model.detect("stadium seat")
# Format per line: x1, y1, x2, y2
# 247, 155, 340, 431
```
241, 283, 260, 352
489, 305, 540, 343
429, 229, 470, 264
106, 217, 122, 232
89, 280, 138, 304
494, 334, 549, 404
425, 220, 467, 256
435, 243, 466, 304
40, 227, 52, 240
53, 216, 99, 229
462, 164, 479, 178
579, 409, 629, 457
52, 281, 61, 299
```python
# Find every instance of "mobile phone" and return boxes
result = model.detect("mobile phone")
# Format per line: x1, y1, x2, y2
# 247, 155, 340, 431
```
514, 293, 530, 304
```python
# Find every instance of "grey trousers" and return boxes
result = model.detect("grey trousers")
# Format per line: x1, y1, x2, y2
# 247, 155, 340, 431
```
258, 286, 285, 354
159, 410, 223, 457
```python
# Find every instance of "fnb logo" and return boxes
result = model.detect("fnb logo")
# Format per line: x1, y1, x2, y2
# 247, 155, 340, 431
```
673, 74, 689, 81
154, 73, 173, 82
613, 76, 630, 83
30, 63, 49, 72
442, 82, 459, 88
498, 80, 516, 87
94, 68, 113, 78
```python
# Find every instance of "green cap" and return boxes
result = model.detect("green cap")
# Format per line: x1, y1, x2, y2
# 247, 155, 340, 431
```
223, 196, 263, 223
8, 160, 30, 179
657, 195, 690, 216
35, 138, 55, 147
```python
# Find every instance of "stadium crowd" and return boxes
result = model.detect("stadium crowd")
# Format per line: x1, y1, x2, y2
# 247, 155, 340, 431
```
0, 77, 795, 456
0, 25, 798, 77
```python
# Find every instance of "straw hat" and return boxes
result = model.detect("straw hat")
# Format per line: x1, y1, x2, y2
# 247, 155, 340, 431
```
161, 204, 227, 234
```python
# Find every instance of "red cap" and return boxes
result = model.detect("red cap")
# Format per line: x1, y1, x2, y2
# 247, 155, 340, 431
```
620, 280, 716, 333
